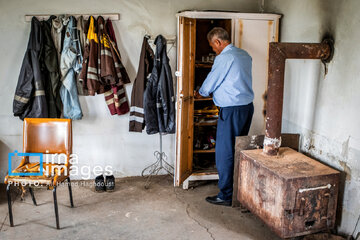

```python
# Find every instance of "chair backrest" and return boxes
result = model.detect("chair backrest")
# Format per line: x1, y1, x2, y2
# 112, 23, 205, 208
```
23, 118, 72, 155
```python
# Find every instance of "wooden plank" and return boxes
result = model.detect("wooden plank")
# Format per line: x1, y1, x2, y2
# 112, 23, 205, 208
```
195, 63, 212, 68
183, 173, 219, 189
176, 11, 281, 21
25, 13, 120, 22
194, 121, 217, 126
194, 149, 215, 153
194, 97, 212, 101
191, 171, 218, 176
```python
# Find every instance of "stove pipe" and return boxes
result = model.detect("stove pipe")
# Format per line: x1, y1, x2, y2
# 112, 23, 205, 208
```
263, 39, 333, 155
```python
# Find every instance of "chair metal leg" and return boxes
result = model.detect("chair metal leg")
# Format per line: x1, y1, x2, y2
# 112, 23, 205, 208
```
6, 184, 14, 227
29, 187, 37, 206
53, 187, 60, 229
67, 177, 74, 208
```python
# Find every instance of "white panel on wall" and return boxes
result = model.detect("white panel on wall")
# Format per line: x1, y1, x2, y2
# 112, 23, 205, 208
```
234, 19, 276, 135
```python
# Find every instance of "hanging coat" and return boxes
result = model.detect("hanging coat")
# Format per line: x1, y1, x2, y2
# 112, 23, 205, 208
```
155, 35, 175, 133
99, 17, 130, 115
13, 17, 48, 120
79, 16, 104, 95
42, 17, 62, 118
144, 35, 175, 134
77, 16, 87, 54
97, 16, 117, 86
59, 16, 83, 120
51, 15, 69, 63
76, 16, 89, 96
129, 37, 154, 132
105, 19, 130, 86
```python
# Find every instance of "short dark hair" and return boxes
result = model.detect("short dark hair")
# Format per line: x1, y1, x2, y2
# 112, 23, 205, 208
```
207, 27, 230, 42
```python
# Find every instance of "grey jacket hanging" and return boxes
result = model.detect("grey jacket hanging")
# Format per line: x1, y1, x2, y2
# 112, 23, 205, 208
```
13, 17, 48, 120
144, 35, 175, 134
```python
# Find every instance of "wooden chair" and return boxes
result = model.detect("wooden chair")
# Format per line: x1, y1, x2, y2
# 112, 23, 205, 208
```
4, 118, 74, 229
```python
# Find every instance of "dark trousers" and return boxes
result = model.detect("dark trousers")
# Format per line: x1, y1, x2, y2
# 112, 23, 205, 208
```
215, 103, 254, 201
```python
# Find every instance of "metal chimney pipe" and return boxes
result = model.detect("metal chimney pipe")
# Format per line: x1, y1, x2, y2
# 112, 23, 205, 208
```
263, 40, 333, 155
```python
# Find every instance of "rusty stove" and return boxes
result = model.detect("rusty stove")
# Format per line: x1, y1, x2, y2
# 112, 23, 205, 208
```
237, 40, 340, 239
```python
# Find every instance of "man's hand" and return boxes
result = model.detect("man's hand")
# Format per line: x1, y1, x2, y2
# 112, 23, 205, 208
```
194, 90, 203, 99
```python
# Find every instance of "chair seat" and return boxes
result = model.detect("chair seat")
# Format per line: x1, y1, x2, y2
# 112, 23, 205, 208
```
6, 163, 69, 186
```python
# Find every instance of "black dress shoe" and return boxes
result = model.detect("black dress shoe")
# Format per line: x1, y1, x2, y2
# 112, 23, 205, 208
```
205, 195, 232, 206
105, 175, 115, 192
95, 175, 106, 192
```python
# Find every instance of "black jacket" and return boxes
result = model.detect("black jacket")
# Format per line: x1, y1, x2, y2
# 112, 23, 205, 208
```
144, 35, 175, 134
42, 17, 62, 118
13, 17, 48, 120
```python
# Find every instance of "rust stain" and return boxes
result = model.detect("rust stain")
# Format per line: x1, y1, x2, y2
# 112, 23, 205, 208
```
262, 21, 277, 124
263, 21, 273, 126
339, 161, 351, 180
262, 91, 267, 118
275, 20, 279, 42
268, 20, 273, 43
238, 19, 243, 48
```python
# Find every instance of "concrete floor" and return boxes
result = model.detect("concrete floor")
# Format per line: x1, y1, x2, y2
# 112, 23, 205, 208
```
0, 176, 280, 240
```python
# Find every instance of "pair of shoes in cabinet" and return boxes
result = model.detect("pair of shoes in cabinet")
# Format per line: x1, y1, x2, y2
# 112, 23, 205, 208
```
95, 175, 115, 192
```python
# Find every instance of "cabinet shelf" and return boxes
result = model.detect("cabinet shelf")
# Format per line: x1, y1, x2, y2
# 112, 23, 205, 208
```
194, 121, 217, 126
195, 63, 213, 68
194, 149, 215, 153
192, 167, 218, 175
194, 97, 212, 101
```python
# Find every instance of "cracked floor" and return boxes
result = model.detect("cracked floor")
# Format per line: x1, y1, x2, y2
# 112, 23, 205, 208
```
0, 176, 280, 240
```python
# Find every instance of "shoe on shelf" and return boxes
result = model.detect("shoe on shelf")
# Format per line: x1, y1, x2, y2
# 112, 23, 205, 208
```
205, 195, 232, 206
194, 139, 201, 149
95, 175, 106, 192
105, 175, 115, 192
207, 135, 215, 148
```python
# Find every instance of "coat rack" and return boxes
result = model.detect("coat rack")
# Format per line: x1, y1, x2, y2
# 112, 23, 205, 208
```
24, 13, 120, 22
141, 133, 174, 189
144, 33, 176, 45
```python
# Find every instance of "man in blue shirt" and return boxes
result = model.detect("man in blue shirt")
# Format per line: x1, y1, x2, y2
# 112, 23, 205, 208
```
195, 27, 254, 206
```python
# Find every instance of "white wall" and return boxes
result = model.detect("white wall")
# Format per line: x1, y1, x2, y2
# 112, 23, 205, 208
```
0, 0, 259, 181
265, 0, 360, 237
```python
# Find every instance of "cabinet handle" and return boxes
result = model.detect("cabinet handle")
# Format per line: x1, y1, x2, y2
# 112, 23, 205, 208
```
179, 92, 192, 101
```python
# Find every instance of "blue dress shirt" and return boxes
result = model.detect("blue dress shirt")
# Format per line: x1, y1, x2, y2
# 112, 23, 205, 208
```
199, 44, 254, 107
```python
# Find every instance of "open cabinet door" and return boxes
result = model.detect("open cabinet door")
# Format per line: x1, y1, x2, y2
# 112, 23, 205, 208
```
175, 17, 196, 186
